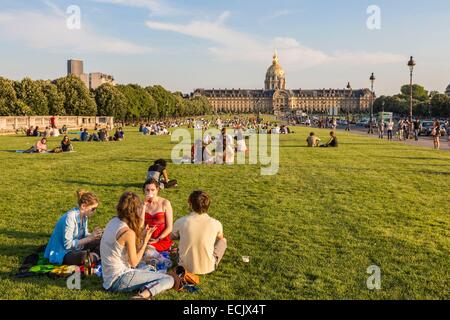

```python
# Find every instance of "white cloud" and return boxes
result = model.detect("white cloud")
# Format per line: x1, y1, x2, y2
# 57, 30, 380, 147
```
89, 0, 174, 16
146, 12, 406, 70
270, 10, 294, 19
0, 7, 153, 54
43, 0, 66, 17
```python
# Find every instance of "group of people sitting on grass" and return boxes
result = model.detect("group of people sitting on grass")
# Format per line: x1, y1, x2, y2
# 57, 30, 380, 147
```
306, 131, 338, 148
139, 123, 170, 136
23, 136, 74, 153
25, 126, 64, 138
75, 127, 125, 142
44, 182, 226, 299
189, 127, 248, 165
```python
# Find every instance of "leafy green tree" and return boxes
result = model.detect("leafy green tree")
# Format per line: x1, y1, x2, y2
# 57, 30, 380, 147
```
14, 78, 48, 115
430, 94, 450, 117
54, 75, 96, 116
38, 80, 65, 115
400, 84, 429, 101
0, 77, 18, 115
374, 95, 409, 115
117, 84, 157, 120
173, 93, 187, 117
95, 83, 127, 120
146, 85, 176, 119
13, 100, 33, 116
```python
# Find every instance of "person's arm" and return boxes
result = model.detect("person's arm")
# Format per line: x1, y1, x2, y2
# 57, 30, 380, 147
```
162, 169, 169, 183
63, 214, 94, 250
216, 221, 224, 241
170, 219, 180, 241
152, 200, 173, 242
122, 227, 154, 268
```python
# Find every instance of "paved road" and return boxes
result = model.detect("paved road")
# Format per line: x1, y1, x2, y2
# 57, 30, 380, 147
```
306, 125, 450, 151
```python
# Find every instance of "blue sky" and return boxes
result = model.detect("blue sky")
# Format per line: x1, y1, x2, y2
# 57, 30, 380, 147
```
0, 0, 449, 95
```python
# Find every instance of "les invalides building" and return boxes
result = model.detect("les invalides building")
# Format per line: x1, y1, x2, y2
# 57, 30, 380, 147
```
193, 52, 374, 115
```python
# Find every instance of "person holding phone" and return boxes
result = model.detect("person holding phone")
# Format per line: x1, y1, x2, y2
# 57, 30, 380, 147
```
44, 190, 103, 265
100, 192, 174, 299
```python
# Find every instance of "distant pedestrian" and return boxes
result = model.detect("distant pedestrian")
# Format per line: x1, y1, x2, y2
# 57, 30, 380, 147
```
432, 120, 441, 150
413, 119, 421, 141
397, 120, 404, 141
378, 121, 384, 139
386, 120, 394, 141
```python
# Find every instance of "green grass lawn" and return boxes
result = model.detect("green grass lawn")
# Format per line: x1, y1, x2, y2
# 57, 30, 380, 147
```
0, 126, 449, 300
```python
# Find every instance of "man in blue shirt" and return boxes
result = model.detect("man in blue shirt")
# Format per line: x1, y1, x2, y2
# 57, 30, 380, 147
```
80, 129, 89, 142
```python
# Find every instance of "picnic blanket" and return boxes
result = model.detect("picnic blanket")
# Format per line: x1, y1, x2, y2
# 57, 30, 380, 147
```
15, 245, 97, 279
15, 150, 76, 154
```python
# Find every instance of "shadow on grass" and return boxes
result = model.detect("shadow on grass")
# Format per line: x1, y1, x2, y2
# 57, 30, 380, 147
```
343, 142, 384, 146
379, 156, 450, 161
61, 180, 142, 189
0, 241, 47, 258
0, 229, 50, 241
418, 171, 450, 176
113, 158, 151, 163
0, 271, 115, 297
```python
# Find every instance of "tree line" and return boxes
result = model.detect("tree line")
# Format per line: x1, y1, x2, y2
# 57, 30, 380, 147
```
373, 84, 450, 118
0, 75, 212, 120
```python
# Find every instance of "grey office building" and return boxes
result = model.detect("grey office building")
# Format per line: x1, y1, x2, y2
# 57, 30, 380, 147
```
67, 59, 84, 76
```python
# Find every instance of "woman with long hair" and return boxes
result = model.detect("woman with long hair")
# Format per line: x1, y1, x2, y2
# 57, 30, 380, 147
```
44, 190, 102, 265
100, 192, 174, 299
142, 179, 173, 253
61, 135, 73, 152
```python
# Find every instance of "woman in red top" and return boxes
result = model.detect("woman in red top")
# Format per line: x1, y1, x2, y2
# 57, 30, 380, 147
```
142, 179, 173, 252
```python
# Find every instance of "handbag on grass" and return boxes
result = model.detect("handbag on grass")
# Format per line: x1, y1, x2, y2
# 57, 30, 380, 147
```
169, 266, 200, 291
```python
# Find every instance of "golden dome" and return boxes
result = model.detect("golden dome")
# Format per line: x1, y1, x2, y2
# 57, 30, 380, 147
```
266, 51, 285, 79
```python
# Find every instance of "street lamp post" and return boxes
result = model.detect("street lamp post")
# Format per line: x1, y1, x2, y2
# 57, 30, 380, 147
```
346, 82, 352, 131
369, 73, 376, 134
407, 56, 416, 139
428, 93, 432, 118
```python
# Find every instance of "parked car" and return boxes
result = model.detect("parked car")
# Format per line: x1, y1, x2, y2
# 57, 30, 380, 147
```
356, 119, 369, 127
420, 121, 447, 136
439, 124, 447, 136
419, 121, 434, 136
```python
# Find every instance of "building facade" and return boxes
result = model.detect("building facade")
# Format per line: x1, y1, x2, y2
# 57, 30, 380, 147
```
89, 72, 116, 90
193, 53, 374, 115
67, 59, 115, 90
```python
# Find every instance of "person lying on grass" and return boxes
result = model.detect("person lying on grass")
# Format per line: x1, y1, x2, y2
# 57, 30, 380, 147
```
147, 159, 178, 189
142, 179, 174, 253
44, 190, 103, 265
171, 190, 227, 275
100, 192, 174, 300
24, 137, 48, 153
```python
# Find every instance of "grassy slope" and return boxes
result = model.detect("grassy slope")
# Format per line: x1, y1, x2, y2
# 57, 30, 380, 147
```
0, 127, 449, 300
